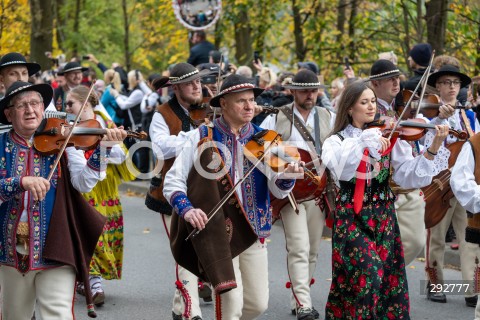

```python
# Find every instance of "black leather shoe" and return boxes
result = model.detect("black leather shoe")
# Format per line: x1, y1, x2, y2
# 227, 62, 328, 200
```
466, 296, 478, 307
426, 286, 447, 303
172, 311, 182, 320
291, 307, 319, 319
296, 307, 316, 320
198, 282, 213, 303
191, 317, 203, 320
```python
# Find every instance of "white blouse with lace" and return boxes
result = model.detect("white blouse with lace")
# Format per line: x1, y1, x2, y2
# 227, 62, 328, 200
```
321, 125, 449, 189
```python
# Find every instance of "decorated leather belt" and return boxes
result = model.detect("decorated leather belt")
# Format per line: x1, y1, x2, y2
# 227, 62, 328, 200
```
16, 221, 30, 252
389, 181, 416, 195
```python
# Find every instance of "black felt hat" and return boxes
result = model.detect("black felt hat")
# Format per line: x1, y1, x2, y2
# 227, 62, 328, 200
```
0, 81, 53, 124
169, 62, 213, 85
409, 43, 432, 67
0, 52, 41, 76
368, 59, 401, 81
210, 74, 263, 108
60, 61, 88, 75
283, 69, 322, 90
427, 64, 471, 88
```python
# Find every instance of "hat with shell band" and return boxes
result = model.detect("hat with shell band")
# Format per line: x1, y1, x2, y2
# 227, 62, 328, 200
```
169, 62, 213, 85
209, 74, 264, 109
0, 52, 41, 77
283, 69, 322, 90
61, 61, 88, 74
0, 81, 53, 124
368, 59, 401, 81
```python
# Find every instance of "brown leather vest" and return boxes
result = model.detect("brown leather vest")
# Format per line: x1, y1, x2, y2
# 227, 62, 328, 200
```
466, 133, 480, 244
145, 101, 183, 214
169, 128, 258, 294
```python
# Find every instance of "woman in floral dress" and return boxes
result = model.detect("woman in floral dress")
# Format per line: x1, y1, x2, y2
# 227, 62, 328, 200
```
321, 81, 450, 319
65, 86, 136, 306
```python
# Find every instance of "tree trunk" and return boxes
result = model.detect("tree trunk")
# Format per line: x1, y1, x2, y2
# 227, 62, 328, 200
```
416, 0, 423, 43
72, 0, 81, 57
122, 0, 131, 70
425, 0, 448, 54
233, 9, 251, 66
401, 0, 411, 66
30, 0, 53, 70
335, 0, 347, 60
347, 0, 358, 61
292, 0, 306, 61
476, 23, 480, 75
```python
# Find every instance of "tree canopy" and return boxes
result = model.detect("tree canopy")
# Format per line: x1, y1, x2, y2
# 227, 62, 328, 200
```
1, 0, 479, 81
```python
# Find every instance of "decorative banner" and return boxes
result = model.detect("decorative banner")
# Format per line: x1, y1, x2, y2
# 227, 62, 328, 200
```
172, 0, 222, 31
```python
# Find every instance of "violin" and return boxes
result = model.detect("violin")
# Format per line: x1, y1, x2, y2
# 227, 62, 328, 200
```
396, 90, 442, 120
33, 118, 147, 155
366, 116, 467, 141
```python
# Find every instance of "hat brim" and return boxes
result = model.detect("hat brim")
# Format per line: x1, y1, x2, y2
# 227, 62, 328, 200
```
170, 69, 214, 84
0, 83, 53, 124
427, 70, 471, 88
0, 62, 41, 76
283, 84, 322, 90
63, 66, 88, 74
368, 70, 402, 81
210, 87, 264, 108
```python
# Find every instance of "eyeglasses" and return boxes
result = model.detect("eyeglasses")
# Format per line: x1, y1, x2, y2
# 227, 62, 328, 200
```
65, 101, 75, 108
438, 80, 462, 87
9, 100, 42, 111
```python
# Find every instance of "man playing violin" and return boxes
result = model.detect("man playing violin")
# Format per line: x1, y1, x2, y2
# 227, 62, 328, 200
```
147, 62, 217, 320
163, 74, 303, 320
424, 64, 478, 307
260, 69, 333, 320
0, 81, 126, 319
369, 59, 454, 267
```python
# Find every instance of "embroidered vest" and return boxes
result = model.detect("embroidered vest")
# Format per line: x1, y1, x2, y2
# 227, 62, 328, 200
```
275, 103, 331, 145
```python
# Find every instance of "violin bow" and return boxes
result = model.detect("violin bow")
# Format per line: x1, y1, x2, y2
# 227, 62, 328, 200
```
414, 50, 436, 117
186, 132, 282, 240
387, 51, 436, 140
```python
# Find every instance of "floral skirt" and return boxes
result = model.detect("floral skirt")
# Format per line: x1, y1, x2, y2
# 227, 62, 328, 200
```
325, 189, 410, 319
82, 162, 134, 280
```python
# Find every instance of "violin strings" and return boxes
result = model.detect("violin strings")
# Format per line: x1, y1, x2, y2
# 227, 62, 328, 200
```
422, 172, 451, 200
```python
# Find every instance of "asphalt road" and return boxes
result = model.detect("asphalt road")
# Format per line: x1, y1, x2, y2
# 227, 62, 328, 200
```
72, 192, 474, 320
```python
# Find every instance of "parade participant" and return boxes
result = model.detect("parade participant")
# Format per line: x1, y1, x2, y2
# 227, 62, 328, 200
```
163, 73, 303, 320
187, 31, 216, 67
0, 81, 127, 319
424, 64, 478, 306
260, 69, 332, 320
321, 80, 449, 319
53, 61, 88, 111
0, 52, 41, 92
146, 62, 214, 320
369, 59, 454, 265
451, 132, 480, 320
65, 85, 135, 307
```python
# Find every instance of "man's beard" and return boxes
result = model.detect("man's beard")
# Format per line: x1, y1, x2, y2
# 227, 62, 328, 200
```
298, 100, 315, 110
180, 92, 203, 106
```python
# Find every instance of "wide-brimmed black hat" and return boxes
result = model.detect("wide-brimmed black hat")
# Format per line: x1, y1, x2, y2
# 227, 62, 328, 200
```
59, 61, 88, 75
169, 62, 212, 85
210, 74, 264, 108
368, 59, 401, 81
427, 64, 471, 88
283, 69, 322, 90
0, 81, 53, 124
0, 52, 41, 76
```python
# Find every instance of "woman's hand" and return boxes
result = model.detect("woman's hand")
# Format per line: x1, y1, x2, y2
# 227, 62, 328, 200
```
429, 125, 449, 153
102, 126, 127, 143
378, 137, 391, 153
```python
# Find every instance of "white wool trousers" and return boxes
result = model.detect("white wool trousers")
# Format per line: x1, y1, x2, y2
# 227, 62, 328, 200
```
214, 239, 269, 320
281, 199, 324, 310
0, 265, 76, 320
162, 214, 202, 318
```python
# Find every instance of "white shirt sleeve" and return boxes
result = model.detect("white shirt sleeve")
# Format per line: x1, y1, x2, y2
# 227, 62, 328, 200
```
259, 114, 276, 130
65, 147, 107, 193
162, 129, 200, 203
149, 112, 192, 161
115, 89, 144, 110
451, 142, 480, 213
321, 128, 382, 181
